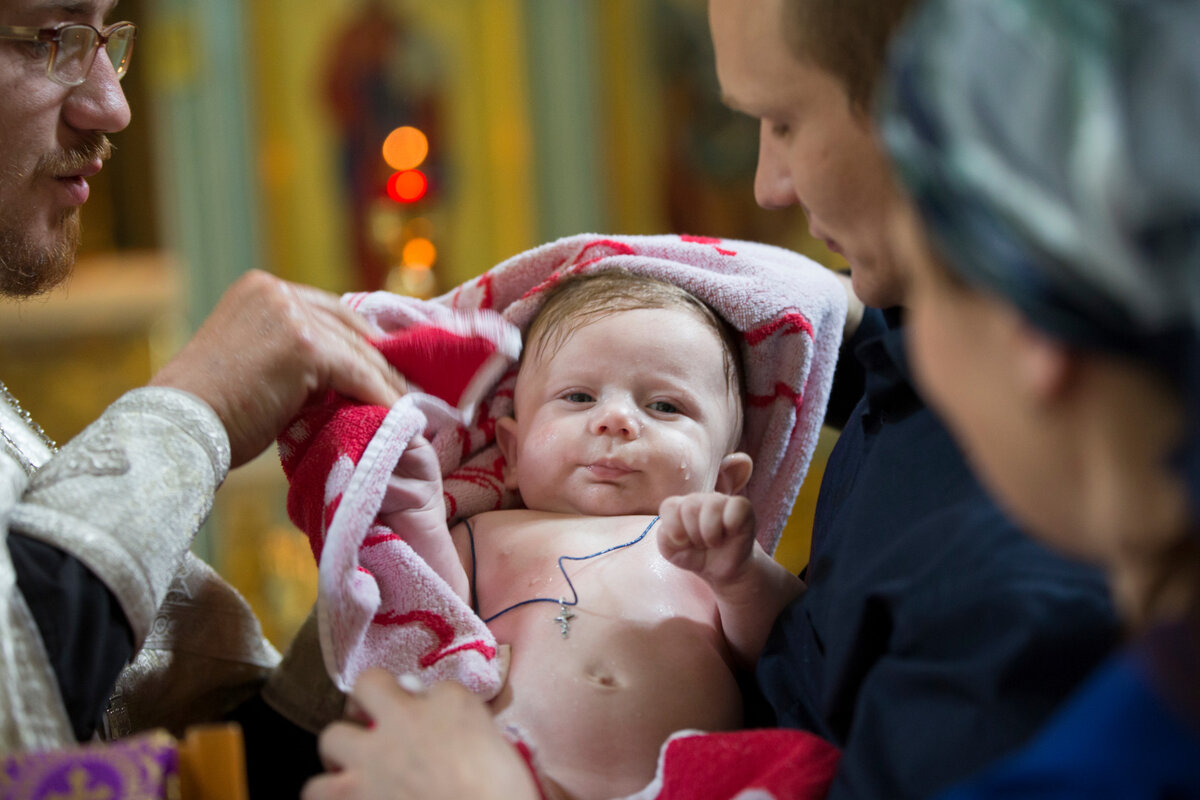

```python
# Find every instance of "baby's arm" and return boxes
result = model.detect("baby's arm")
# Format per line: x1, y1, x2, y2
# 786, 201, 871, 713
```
657, 493, 804, 667
378, 435, 470, 602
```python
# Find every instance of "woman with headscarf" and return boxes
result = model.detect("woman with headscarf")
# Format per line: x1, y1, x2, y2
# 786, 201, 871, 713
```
879, 0, 1200, 795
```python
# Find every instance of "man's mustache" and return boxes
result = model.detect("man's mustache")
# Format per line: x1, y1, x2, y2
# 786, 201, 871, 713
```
36, 135, 113, 177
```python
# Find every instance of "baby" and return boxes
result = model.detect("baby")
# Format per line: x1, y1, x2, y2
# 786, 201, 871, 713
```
390, 270, 804, 799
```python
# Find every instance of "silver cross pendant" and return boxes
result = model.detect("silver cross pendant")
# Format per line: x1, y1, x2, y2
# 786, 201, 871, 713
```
554, 600, 575, 638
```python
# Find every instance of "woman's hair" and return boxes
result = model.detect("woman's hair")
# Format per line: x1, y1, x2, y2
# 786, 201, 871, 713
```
523, 269, 747, 417
880, 0, 1200, 362
781, 0, 920, 110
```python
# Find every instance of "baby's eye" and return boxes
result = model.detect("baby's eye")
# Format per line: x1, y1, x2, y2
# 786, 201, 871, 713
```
564, 391, 593, 404
770, 121, 791, 138
648, 400, 680, 414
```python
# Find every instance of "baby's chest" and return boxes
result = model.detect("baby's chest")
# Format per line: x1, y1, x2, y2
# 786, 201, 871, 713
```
477, 537, 717, 627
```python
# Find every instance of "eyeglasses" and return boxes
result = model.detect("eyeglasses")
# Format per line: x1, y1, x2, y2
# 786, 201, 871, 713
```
0, 21, 136, 87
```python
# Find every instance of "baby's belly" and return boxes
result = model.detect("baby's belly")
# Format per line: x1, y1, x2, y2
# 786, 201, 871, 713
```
490, 609, 744, 800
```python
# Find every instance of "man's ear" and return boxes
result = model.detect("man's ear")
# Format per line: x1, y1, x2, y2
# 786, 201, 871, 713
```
715, 452, 753, 495
495, 417, 521, 490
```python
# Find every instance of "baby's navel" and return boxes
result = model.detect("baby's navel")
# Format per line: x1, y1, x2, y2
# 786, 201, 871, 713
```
583, 661, 621, 689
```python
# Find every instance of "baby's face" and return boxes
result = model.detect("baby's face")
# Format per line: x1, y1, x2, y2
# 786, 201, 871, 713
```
496, 306, 749, 516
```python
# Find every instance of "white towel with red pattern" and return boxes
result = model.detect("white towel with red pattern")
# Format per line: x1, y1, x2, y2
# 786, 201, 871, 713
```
279, 233, 846, 705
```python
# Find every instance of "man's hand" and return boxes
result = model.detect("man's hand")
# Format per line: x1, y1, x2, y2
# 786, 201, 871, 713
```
150, 271, 406, 468
301, 670, 541, 800
657, 493, 757, 587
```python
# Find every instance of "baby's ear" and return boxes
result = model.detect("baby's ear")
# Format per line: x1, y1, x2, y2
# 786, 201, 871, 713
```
715, 452, 753, 495
494, 417, 521, 490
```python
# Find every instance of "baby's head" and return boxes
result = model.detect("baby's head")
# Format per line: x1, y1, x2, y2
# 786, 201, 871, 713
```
496, 270, 752, 516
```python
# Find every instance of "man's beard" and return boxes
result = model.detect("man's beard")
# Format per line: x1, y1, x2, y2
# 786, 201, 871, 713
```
0, 136, 110, 298
0, 210, 80, 297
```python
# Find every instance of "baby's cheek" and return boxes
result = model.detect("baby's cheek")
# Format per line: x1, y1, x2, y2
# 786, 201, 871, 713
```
666, 457, 713, 498
669, 436, 725, 491
675, 457, 698, 489
525, 424, 562, 455
515, 429, 572, 503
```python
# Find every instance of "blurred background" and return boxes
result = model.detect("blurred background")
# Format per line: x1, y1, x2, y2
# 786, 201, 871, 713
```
0, 0, 844, 649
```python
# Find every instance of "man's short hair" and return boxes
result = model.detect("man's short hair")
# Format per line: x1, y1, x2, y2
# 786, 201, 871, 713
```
782, 0, 919, 110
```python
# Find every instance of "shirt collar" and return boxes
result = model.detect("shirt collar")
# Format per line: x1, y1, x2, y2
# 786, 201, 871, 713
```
856, 307, 925, 426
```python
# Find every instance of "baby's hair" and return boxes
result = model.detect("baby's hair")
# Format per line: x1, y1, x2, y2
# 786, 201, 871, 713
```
524, 269, 747, 413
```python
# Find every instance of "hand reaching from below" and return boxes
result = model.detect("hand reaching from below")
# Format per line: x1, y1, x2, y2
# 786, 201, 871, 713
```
301, 670, 541, 800
150, 271, 406, 468
657, 492, 757, 588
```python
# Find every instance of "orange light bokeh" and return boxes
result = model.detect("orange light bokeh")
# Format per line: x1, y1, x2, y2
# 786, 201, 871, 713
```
402, 236, 437, 267
382, 126, 429, 172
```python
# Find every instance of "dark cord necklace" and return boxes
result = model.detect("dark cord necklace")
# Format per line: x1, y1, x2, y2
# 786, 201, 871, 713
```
469, 515, 659, 638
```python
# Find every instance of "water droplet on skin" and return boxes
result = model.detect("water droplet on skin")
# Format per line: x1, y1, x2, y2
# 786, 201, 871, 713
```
679, 460, 691, 482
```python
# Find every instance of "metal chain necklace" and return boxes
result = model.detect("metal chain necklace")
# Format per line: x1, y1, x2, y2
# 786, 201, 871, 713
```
470, 516, 659, 639
0, 380, 58, 475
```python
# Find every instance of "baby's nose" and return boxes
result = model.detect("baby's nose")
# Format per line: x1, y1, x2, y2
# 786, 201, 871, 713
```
590, 399, 640, 439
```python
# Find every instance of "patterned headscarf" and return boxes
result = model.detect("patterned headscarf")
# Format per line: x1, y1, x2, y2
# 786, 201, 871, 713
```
879, 0, 1200, 505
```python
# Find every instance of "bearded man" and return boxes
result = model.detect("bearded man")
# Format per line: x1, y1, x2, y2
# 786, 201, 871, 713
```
0, 0, 404, 750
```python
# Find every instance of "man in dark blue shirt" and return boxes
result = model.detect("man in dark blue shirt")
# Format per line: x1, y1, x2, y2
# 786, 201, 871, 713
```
711, 1, 1118, 798
759, 309, 1115, 798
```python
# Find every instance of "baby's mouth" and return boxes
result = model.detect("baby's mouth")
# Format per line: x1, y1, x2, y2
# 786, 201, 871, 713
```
586, 460, 635, 480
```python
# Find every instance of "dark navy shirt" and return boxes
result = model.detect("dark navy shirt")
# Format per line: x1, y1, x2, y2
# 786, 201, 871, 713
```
757, 308, 1119, 800
939, 649, 1200, 800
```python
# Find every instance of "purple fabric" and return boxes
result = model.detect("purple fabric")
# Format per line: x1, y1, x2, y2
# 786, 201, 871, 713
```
1, 731, 179, 799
